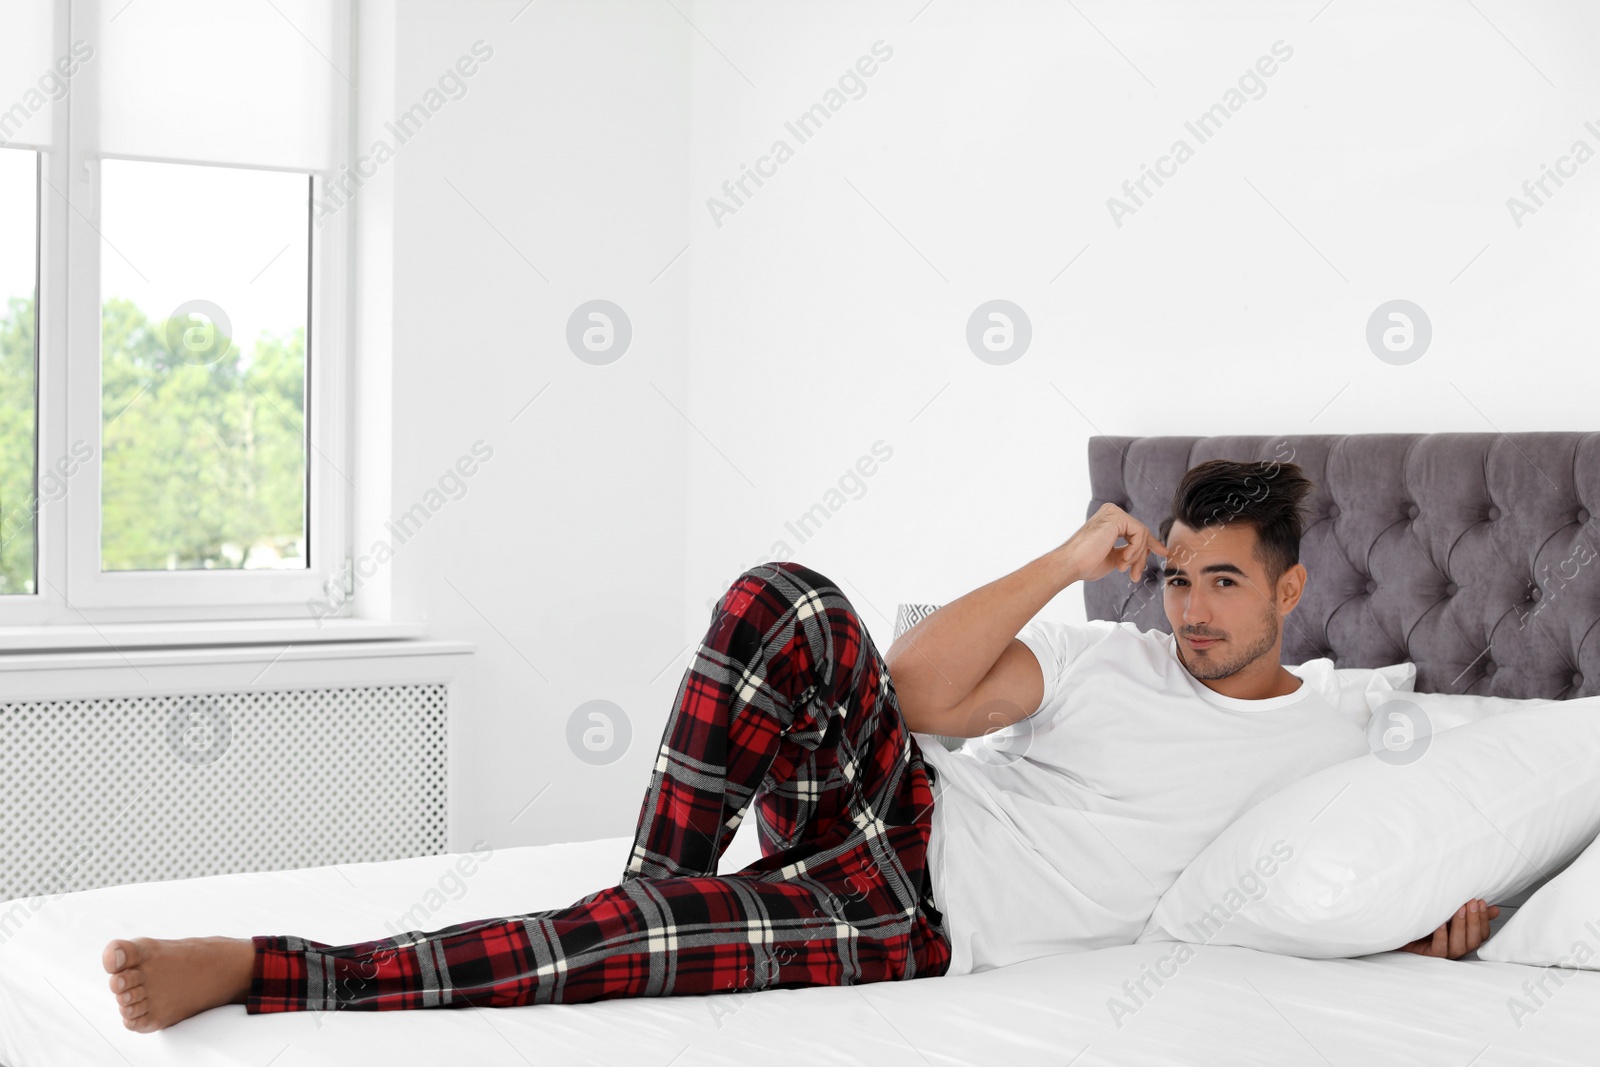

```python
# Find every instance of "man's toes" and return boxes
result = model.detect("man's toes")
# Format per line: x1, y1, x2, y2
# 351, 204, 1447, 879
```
121, 999, 149, 1020
117, 985, 148, 1007
102, 939, 142, 974
108, 967, 143, 995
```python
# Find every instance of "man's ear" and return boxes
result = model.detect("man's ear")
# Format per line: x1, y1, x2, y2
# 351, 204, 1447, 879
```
1278, 562, 1308, 615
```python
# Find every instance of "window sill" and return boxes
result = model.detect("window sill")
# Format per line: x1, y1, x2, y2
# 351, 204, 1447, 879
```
0, 637, 475, 699
0, 617, 426, 655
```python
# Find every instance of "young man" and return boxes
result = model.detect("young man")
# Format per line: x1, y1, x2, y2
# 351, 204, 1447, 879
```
103, 460, 1493, 1031
888, 458, 1495, 971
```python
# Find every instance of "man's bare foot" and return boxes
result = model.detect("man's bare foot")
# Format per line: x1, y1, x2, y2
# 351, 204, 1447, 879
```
101, 936, 255, 1032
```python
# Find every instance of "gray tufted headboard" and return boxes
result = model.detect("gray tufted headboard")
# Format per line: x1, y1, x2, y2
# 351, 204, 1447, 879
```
1084, 433, 1600, 701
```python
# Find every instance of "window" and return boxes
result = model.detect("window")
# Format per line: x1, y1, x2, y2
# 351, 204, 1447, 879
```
98, 160, 311, 574
1, 0, 353, 626
0, 150, 38, 597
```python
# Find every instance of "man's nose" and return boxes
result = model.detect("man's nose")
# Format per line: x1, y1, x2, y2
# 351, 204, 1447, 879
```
1181, 592, 1210, 627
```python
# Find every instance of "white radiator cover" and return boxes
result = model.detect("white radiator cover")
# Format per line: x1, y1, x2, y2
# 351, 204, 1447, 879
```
1, 684, 447, 901
0, 642, 470, 902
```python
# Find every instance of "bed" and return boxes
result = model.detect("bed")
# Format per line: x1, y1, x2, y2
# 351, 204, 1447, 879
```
4, 430, 1598, 1066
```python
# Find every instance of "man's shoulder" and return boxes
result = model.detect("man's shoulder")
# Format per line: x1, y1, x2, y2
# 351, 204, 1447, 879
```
1018, 617, 1119, 651
1017, 618, 1166, 673
1024, 617, 1150, 638
1045, 618, 1172, 649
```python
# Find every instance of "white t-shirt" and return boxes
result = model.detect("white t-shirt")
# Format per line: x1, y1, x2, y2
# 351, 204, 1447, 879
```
915, 618, 1368, 977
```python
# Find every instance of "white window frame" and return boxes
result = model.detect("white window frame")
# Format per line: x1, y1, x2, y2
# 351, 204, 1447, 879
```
1, 0, 356, 627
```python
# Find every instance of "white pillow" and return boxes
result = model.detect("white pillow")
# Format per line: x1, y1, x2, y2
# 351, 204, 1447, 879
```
1137, 698, 1600, 958
1479, 830, 1600, 970
1364, 688, 1554, 736
1360, 689, 1591, 914
1287, 658, 1416, 730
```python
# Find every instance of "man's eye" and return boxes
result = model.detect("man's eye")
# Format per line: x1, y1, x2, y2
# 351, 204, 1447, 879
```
1217, 578, 1234, 587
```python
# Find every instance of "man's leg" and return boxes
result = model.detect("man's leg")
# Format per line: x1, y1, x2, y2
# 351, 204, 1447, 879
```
240, 562, 949, 1014
104, 565, 949, 1029
622, 560, 934, 881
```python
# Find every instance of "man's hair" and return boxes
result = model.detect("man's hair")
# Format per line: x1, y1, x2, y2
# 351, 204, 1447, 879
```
1158, 458, 1315, 585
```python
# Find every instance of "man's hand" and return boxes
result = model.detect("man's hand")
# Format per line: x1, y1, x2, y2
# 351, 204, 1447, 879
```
1054, 503, 1169, 586
1398, 898, 1500, 959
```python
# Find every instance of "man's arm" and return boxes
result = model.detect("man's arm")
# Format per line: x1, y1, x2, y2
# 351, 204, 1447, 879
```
884, 503, 1167, 739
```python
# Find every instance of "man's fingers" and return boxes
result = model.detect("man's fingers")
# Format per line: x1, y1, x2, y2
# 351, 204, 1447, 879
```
1126, 533, 1146, 581
1400, 925, 1437, 955
1469, 898, 1497, 950
1132, 529, 1158, 580
1449, 904, 1468, 958
1081, 515, 1169, 584
1104, 513, 1168, 582
1399, 918, 1452, 956
1403, 901, 1501, 958
1133, 528, 1170, 570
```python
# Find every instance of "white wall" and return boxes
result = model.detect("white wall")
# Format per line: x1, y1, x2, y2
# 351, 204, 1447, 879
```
380, 0, 692, 849
382, 0, 1600, 849
682, 0, 1600, 644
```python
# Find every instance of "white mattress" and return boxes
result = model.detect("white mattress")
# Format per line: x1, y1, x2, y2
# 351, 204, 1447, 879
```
2, 831, 1596, 1066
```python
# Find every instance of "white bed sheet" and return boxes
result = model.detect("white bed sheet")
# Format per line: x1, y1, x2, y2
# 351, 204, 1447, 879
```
2, 831, 1596, 1067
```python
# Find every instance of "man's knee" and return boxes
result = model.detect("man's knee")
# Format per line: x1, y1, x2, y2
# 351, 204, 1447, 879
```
727, 561, 848, 615
738, 561, 796, 587
716, 563, 851, 620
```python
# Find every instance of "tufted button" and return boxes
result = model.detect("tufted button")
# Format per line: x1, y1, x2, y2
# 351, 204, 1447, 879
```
1365, 579, 1377, 594
1484, 660, 1497, 676
1407, 504, 1420, 520
1531, 585, 1543, 601
1444, 582, 1458, 596
1327, 504, 1341, 519
1488, 506, 1501, 521
1580, 509, 1591, 525
1574, 672, 1585, 688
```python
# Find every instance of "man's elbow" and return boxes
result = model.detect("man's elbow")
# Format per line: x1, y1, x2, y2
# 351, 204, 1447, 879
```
885, 656, 941, 733
897, 688, 962, 738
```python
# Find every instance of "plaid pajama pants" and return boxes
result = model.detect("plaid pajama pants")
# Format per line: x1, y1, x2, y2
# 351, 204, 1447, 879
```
248, 561, 951, 1013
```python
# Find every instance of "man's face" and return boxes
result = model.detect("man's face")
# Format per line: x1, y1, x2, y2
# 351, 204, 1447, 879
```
1160, 519, 1301, 681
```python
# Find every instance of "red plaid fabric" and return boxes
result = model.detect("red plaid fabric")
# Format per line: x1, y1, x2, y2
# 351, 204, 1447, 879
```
248, 561, 950, 1013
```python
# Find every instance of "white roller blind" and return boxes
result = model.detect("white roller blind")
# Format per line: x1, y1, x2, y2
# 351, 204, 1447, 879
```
82, 0, 341, 171
0, 1, 62, 149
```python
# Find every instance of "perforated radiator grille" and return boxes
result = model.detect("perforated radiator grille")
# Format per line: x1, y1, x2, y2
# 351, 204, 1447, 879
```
0, 684, 448, 902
